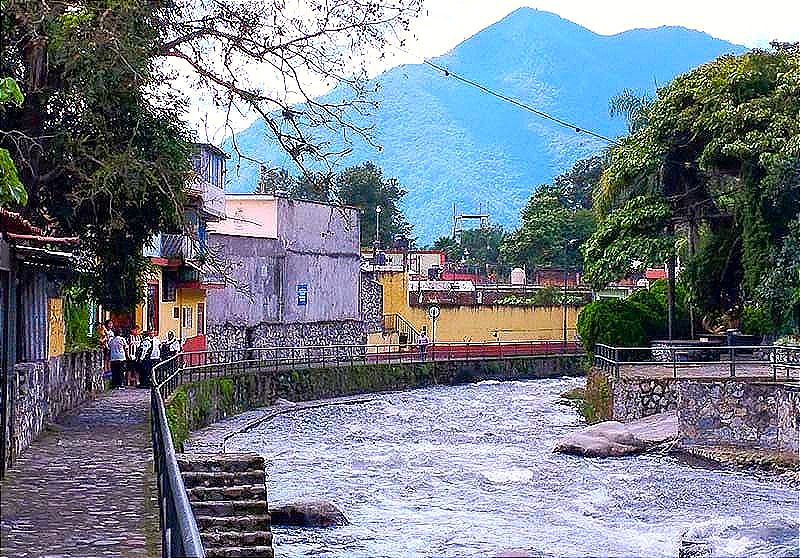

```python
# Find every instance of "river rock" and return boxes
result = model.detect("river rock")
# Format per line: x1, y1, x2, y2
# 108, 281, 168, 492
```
553, 411, 678, 457
269, 500, 349, 527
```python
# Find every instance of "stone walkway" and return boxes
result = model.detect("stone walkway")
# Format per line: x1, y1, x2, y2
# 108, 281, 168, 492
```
0, 389, 159, 558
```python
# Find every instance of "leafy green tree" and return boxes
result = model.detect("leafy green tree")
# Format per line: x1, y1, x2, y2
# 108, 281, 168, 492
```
336, 162, 413, 247
501, 192, 595, 269
2, 3, 192, 310
587, 46, 800, 333
432, 225, 505, 265
0, 77, 26, 206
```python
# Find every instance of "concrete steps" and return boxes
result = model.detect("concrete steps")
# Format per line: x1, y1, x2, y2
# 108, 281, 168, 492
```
178, 453, 273, 558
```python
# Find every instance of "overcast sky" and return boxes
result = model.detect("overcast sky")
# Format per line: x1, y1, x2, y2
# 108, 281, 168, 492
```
192, 0, 799, 139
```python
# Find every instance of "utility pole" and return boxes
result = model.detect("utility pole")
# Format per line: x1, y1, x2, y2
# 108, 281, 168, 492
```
667, 223, 676, 341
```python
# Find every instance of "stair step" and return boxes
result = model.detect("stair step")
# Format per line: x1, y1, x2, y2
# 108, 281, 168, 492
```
193, 500, 267, 517
204, 545, 274, 558
182, 471, 265, 488
177, 453, 265, 474
202, 530, 272, 547
188, 485, 266, 502
196, 515, 271, 532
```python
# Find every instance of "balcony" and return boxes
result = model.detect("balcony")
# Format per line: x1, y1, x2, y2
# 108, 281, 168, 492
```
161, 234, 200, 261
185, 176, 225, 220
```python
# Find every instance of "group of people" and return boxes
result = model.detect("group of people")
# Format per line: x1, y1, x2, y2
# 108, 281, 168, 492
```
98, 320, 181, 389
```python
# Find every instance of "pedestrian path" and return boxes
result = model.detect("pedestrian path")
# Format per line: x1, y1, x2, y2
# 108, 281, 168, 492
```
0, 389, 159, 558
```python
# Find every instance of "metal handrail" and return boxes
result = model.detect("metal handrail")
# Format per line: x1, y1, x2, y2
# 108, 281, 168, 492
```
151, 356, 205, 558
593, 342, 800, 381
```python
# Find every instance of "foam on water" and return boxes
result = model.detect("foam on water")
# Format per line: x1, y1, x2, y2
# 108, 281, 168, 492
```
224, 377, 799, 558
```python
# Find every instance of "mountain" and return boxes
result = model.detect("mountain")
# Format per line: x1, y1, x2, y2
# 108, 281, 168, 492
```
225, 8, 745, 242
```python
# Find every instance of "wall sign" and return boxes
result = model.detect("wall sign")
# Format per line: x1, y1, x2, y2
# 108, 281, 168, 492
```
297, 284, 308, 306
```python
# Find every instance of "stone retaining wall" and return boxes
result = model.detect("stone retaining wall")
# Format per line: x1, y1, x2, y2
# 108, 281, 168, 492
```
678, 381, 799, 453
207, 320, 366, 351
612, 377, 679, 422
166, 355, 584, 449
6, 350, 103, 469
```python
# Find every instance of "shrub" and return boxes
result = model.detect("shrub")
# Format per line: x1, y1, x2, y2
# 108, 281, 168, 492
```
576, 298, 649, 352
740, 304, 772, 336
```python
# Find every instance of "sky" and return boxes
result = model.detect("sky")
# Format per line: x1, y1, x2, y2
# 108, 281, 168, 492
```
188, 0, 800, 140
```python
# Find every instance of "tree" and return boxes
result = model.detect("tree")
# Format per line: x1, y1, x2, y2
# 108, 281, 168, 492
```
336, 162, 412, 247
501, 193, 595, 270
432, 225, 505, 265
2, 2, 192, 311
587, 46, 800, 333
156, 0, 421, 172
0, 77, 26, 206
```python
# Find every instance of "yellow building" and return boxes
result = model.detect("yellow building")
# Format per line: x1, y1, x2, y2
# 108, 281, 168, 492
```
371, 270, 581, 344
137, 143, 228, 350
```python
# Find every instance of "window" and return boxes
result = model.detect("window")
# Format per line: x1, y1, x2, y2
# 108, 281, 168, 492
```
162, 270, 177, 302
173, 307, 180, 319
181, 306, 193, 329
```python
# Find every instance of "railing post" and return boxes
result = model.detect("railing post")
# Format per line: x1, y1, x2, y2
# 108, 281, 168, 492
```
614, 347, 620, 379
772, 346, 777, 381
730, 345, 736, 378
672, 346, 677, 379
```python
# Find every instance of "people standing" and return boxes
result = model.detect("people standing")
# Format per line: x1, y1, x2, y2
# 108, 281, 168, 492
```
138, 329, 161, 388
162, 331, 181, 361
108, 330, 128, 389
97, 319, 114, 374
127, 325, 143, 387
418, 328, 429, 360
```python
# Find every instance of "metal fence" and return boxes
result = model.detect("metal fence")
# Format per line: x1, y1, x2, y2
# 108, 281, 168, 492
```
151, 356, 205, 558
594, 342, 800, 381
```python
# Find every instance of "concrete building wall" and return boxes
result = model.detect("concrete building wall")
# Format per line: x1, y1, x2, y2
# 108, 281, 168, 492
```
205, 197, 363, 350
377, 270, 579, 342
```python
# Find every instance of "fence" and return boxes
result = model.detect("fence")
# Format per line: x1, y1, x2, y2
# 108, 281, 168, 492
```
151, 356, 205, 558
594, 343, 800, 381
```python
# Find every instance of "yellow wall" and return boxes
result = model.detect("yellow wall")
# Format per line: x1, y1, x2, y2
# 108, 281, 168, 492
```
47, 297, 66, 357
377, 271, 581, 343
137, 267, 208, 341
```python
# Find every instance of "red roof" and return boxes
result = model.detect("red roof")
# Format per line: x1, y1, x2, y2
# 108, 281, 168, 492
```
645, 268, 667, 280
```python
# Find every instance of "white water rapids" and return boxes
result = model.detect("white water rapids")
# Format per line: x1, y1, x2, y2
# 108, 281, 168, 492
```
223, 377, 799, 557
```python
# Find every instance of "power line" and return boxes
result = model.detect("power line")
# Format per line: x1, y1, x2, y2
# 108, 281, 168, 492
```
393, 45, 620, 145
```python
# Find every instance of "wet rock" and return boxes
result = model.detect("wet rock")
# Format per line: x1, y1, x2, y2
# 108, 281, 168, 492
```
558, 387, 585, 400
553, 411, 677, 457
269, 500, 348, 527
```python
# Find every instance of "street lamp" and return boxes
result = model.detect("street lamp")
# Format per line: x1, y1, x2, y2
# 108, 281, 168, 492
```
375, 205, 382, 248
563, 238, 579, 351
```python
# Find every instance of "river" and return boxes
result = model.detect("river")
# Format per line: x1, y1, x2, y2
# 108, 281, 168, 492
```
224, 377, 799, 557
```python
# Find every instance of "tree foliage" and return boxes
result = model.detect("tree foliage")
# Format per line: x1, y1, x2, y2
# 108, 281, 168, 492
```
2, 2, 193, 310
586, 45, 800, 333
0, 77, 26, 206
432, 225, 505, 265
256, 161, 413, 247
501, 156, 601, 269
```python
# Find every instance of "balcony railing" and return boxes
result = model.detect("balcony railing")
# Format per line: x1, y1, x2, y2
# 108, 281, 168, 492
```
185, 177, 225, 220
161, 234, 197, 261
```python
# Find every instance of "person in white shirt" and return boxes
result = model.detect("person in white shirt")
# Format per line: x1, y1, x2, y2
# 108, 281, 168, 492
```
138, 330, 160, 388
108, 331, 129, 388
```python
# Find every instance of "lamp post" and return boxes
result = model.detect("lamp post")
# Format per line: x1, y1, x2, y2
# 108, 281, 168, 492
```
563, 238, 579, 352
375, 205, 382, 249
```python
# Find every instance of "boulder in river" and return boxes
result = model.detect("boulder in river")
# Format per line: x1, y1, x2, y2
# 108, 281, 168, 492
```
270, 500, 349, 527
553, 411, 677, 457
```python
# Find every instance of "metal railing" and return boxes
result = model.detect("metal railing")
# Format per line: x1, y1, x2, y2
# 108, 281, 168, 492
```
382, 313, 420, 346
594, 342, 800, 381
153, 340, 583, 387
151, 356, 205, 558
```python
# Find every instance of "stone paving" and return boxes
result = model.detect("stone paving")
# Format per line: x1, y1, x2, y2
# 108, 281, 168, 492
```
0, 389, 159, 558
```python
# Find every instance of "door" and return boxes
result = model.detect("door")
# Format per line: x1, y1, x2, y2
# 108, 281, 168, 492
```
146, 283, 159, 333
196, 302, 205, 336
